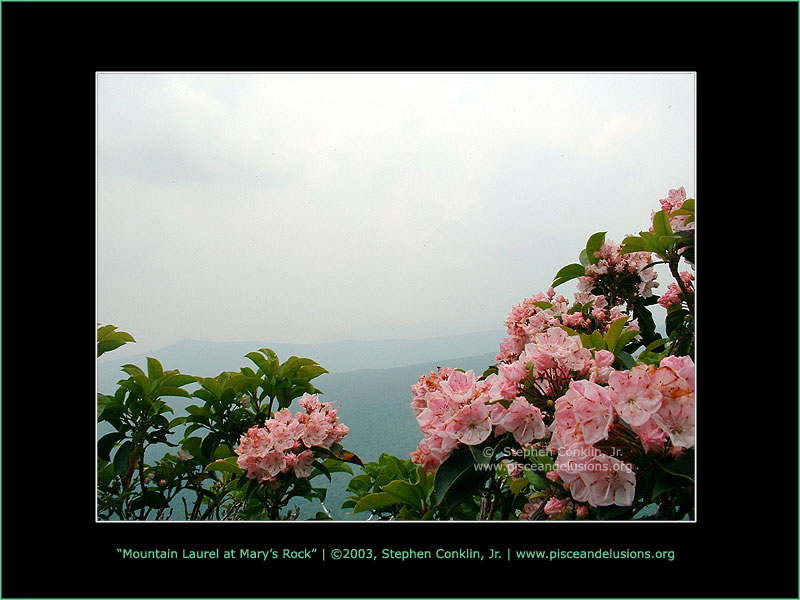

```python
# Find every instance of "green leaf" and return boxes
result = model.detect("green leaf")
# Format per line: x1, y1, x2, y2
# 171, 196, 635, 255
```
192, 386, 216, 401
97, 326, 136, 357
97, 324, 118, 341
523, 468, 550, 491
432, 447, 490, 514
152, 387, 191, 400
615, 351, 637, 370
131, 373, 152, 397
220, 387, 236, 407
97, 339, 127, 357
666, 308, 689, 336
260, 348, 280, 369
656, 449, 694, 483
168, 416, 188, 428
185, 404, 211, 417
381, 480, 423, 509
205, 457, 243, 475
113, 441, 134, 477
579, 333, 595, 349
509, 477, 530, 496
280, 356, 318, 378
604, 316, 629, 351
244, 351, 273, 376
578, 249, 590, 266
352, 492, 399, 514
214, 444, 234, 460
591, 330, 606, 350
641, 338, 667, 355
98, 432, 126, 462
199, 377, 223, 399
379, 454, 410, 479
146, 357, 164, 383
121, 363, 146, 378
613, 330, 640, 356
414, 465, 430, 488
160, 373, 197, 389
470, 441, 493, 466
244, 478, 260, 503
345, 474, 373, 495
585, 231, 607, 265
481, 365, 499, 378
632, 298, 659, 346
619, 235, 645, 255
552, 263, 586, 288
201, 433, 220, 460
144, 490, 168, 509
658, 235, 680, 255
311, 460, 332, 482
183, 422, 206, 437
638, 231, 666, 257
296, 364, 329, 381
310, 458, 353, 479
181, 437, 204, 460
652, 210, 673, 236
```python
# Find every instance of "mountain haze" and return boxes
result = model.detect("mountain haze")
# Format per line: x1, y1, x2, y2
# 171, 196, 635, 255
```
96, 330, 505, 394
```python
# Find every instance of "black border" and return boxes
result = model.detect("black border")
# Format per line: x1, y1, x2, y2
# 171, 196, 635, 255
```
2, 1, 798, 599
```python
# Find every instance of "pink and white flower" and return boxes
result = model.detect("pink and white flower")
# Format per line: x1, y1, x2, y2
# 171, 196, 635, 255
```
493, 397, 546, 446
652, 395, 695, 449
631, 417, 668, 454
446, 401, 493, 446
292, 449, 315, 478
569, 380, 615, 445
579, 453, 636, 507
607, 367, 662, 427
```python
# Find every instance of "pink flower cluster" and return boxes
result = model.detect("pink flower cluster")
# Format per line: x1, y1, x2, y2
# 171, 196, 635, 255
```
658, 271, 694, 308
410, 328, 605, 472
551, 355, 694, 507
497, 287, 563, 362
577, 240, 659, 301
497, 285, 643, 365
652, 186, 693, 233
508, 327, 594, 401
235, 393, 350, 483
409, 368, 495, 472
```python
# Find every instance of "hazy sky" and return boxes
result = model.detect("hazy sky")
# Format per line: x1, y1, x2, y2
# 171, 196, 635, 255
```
96, 72, 695, 358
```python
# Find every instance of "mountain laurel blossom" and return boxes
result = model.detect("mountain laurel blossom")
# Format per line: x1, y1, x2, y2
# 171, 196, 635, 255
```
235, 393, 349, 483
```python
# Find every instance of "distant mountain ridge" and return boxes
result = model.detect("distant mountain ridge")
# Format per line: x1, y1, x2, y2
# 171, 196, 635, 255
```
96, 330, 506, 394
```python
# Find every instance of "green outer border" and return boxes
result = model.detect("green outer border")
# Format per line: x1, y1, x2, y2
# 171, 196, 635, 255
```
0, 1, 795, 597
